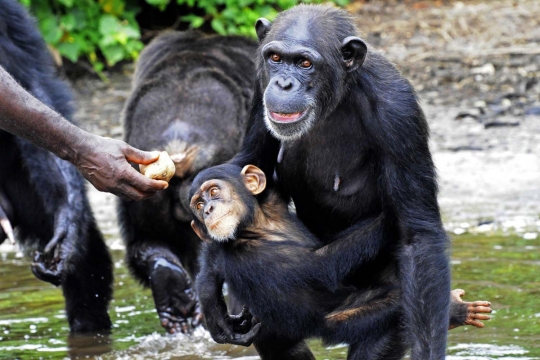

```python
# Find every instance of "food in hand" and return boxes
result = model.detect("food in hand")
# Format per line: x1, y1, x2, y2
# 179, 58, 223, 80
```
140, 151, 175, 182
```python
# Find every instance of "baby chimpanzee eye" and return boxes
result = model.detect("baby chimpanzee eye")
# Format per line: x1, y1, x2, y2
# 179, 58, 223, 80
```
196, 202, 204, 210
210, 187, 219, 197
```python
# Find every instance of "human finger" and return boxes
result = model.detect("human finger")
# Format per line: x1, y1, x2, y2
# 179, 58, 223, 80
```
123, 144, 160, 165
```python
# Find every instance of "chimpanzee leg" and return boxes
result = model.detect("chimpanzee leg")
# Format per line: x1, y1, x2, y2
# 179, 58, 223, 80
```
118, 196, 202, 333
2, 137, 113, 332
254, 334, 315, 360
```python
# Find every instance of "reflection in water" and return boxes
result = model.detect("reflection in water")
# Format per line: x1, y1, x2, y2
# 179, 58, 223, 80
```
68, 332, 112, 358
1, 233, 540, 359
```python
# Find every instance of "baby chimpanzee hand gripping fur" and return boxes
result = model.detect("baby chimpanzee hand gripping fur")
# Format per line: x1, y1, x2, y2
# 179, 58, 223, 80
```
189, 164, 491, 358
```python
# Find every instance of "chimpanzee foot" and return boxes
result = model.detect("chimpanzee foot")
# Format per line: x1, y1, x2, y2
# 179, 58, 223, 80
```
449, 289, 492, 329
31, 251, 63, 286
150, 257, 202, 334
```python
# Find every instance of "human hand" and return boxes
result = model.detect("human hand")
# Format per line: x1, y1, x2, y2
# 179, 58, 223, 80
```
74, 135, 168, 200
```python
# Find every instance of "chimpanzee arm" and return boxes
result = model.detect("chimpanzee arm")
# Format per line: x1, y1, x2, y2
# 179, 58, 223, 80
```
229, 86, 280, 177
196, 246, 232, 343
315, 215, 389, 287
357, 66, 450, 359
381, 151, 450, 359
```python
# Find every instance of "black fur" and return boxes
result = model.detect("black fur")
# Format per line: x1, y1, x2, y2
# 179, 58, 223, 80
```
192, 164, 404, 359
228, 5, 451, 359
118, 31, 257, 332
0, 0, 112, 333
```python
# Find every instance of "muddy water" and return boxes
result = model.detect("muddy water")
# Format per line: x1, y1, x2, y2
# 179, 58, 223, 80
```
1, 224, 539, 359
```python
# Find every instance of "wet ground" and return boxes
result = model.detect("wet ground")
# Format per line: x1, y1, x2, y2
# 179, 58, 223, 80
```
1, 0, 540, 358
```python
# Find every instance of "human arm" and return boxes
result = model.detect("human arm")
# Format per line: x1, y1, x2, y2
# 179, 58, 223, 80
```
0, 66, 167, 200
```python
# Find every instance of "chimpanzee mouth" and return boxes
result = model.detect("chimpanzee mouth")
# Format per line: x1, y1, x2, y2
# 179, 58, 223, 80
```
268, 108, 310, 123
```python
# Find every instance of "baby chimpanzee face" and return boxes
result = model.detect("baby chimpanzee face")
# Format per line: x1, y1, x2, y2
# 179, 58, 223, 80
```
190, 179, 248, 242
189, 165, 268, 243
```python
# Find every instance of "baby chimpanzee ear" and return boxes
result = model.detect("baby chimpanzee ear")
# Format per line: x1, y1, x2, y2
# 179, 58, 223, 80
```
240, 165, 267, 195
191, 220, 211, 243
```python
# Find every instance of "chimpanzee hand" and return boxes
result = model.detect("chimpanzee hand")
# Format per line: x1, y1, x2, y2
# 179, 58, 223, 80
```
149, 257, 203, 334
73, 135, 168, 201
449, 289, 492, 329
207, 306, 262, 346
31, 251, 63, 286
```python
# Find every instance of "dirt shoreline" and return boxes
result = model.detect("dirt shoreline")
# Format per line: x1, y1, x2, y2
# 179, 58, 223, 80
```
71, 0, 540, 243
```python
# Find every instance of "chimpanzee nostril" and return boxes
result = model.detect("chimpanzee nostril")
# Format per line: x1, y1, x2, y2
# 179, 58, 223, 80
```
205, 204, 214, 215
276, 77, 293, 91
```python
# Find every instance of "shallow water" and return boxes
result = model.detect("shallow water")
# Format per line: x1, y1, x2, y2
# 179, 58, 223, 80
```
0, 232, 539, 359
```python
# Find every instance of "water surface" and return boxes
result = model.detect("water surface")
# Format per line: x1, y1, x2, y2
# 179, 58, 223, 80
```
0, 232, 538, 359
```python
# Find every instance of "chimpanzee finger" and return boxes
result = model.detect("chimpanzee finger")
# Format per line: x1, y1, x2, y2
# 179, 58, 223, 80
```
467, 319, 485, 328
228, 323, 262, 347
44, 218, 68, 254
217, 318, 234, 340
473, 306, 492, 313
471, 301, 492, 309
31, 261, 62, 286
472, 314, 491, 321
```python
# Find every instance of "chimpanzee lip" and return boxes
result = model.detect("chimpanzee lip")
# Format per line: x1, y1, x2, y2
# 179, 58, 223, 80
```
268, 108, 309, 123
207, 211, 231, 229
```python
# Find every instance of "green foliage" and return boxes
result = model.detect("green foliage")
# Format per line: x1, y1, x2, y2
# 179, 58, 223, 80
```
21, 0, 143, 76
177, 0, 350, 37
19, 0, 349, 76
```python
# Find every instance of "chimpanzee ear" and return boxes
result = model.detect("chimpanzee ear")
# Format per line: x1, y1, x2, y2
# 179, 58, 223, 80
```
341, 36, 367, 72
191, 220, 211, 243
255, 18, 272, 42
240, 165, 267, 195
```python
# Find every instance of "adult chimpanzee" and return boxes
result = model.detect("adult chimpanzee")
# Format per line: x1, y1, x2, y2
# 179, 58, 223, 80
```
189, 164, 490, 357
0, 0, 112, 333
222, 4, 472, 359
118, 31, 257, 333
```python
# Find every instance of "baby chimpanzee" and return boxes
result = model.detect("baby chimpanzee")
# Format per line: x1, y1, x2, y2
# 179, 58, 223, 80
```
189, 164, 491, 356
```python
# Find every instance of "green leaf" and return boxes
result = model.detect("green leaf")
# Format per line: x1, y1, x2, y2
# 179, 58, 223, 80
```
57, 42, 80, 62
211, 18, 226, 35
100, 44, 125, 66
60, 14, 76, 31
57, 0, 74, 7
145, 0, 170, 11
39, 17, 62, 45
99, 14, 121, 35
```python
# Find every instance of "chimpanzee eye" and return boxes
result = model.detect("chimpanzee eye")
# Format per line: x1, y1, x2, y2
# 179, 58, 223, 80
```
270, 53, 281, 62
209, 187, 219, 197
300, 59, 312, 68
196, 202, 204, 211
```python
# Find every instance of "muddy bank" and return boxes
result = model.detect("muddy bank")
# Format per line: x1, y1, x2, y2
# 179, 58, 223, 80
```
69, 0, 540, 239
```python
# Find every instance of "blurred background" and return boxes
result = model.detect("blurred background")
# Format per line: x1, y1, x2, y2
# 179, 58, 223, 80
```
0, 0, 539, 359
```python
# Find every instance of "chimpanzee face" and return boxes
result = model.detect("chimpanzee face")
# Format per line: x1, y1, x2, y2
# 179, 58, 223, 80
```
190, 179, 247, 242
189, 165, 267, 243
255, 10, 367, 141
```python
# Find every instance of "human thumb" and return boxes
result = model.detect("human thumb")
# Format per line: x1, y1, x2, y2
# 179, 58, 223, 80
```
123, 144, 160, 165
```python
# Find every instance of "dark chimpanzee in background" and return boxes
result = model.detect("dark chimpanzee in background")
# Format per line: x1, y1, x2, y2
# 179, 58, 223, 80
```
214, 4, 492, 359
189, 164, 491, 358
0, 0, 112, 333
118, 31, 257, 333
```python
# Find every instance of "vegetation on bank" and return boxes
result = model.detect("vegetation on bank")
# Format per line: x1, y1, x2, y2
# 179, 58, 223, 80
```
19, 0, 348, 75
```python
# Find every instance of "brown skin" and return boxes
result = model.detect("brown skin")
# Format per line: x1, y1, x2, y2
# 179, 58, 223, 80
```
191, 165, 492, 332
0, 66, 168, 201
449, 289, 492, 329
